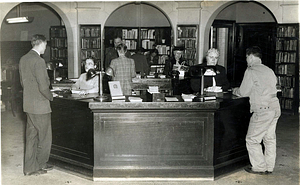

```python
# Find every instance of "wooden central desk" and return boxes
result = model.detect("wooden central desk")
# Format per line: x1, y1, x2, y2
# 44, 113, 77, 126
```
49, 93, 251, 181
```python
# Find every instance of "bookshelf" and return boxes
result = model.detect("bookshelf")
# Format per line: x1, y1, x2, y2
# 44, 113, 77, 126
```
104, 26, 171, 64
80, 24, 101, 72
176, 25, 198, 66
50, 26, 68, 78
275, 24, 299, 114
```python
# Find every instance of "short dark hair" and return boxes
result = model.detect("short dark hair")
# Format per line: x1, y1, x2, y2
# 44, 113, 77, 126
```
246, 46, 262, 59
31, 34, 47, 47
116, 43, 127, 53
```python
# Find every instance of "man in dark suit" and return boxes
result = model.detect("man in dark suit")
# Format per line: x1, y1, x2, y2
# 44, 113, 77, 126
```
104, 37, 131, 69
19, 34, 54, 176
131, 48, 149, 77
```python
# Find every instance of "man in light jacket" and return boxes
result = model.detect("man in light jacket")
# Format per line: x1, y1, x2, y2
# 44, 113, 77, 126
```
233, 46, 281, 175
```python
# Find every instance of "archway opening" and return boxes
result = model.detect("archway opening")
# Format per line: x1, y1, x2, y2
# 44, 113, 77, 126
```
207, 1, 277, 87
1, 2, 68, 79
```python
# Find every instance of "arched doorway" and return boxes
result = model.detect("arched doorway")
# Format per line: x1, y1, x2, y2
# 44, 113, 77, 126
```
207, 1, 277, 87
103, 2, 173, 63
1, 2, 75, 79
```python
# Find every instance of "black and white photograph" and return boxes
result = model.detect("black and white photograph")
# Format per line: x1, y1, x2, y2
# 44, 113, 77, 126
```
0, 1, 299, 185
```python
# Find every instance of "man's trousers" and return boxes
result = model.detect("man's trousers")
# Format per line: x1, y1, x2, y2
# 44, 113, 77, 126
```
24, 113, 52, 174
246, 101, 281, 172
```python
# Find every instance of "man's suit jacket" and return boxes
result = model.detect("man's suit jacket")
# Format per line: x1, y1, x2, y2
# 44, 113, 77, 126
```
105, 47, 131, 69
19, 50, 53, 114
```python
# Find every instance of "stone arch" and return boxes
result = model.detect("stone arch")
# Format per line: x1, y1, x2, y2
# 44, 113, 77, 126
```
104, 1, 173, 29
0, 2, 76, 77
202, 1, 278, 59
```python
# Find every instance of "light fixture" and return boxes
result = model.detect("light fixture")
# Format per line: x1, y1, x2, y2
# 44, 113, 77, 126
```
6, 4, 34, 24
6, 17, 33, 24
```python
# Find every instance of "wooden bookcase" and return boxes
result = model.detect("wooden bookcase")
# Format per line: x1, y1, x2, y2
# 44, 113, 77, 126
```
104, 26, 171, 65
275, 23, 299, 114
80, 24, 101, 72
176, 25, 198, 66
50, 26, 68, 78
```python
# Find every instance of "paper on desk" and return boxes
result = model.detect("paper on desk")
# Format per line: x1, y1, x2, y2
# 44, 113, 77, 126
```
181, 94, 196, 102
148, 86, 159, 94
71, 90, 81, 94
165, 97, 179, 102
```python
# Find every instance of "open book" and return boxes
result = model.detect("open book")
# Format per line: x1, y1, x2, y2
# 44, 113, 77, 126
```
108, 81, 125, 100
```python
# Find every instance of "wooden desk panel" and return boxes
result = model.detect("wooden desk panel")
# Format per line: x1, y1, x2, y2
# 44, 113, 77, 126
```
49, 95, 250, 180
93, 110, 214, 178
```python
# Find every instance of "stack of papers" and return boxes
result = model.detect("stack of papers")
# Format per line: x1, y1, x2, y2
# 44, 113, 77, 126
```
128, 96, 143, 102
111, 95, 126, 102
181, 94, 196, 102
165, 97, 179, 102
108, 81, 125, 102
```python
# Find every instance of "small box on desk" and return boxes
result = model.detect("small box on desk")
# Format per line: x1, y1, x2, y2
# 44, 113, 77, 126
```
146, 92, 165, 102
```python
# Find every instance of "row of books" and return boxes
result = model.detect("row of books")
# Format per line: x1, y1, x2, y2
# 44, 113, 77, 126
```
81, 38, 101, 49
183, 49, 196, 60
50, 27, 67, 37
277, 26, 297, 37
156, 45, 170, 55
51, 48, 67, 58
122, 29, 138, 39
177, 27, 197, 38
281, 87, 294, 98
140, 29, 155, 39
51, 38, 67, 48
277, 76, 295, 88
81, 50, 100, 60
141, 40, 155, 50
276, 40, 298, 51
276, 52, 297, 63
157, 55, 168, 64
80, 27, 100, 38
177, 39, 196, 48
125, 40, 137, 50
276, 64, 295, 75
280, 98, 294, 110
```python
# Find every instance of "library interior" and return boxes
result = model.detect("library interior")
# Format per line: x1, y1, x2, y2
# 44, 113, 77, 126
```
0, 1, 299, 184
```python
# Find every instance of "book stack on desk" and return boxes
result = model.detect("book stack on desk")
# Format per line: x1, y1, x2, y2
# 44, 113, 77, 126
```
108, 81, 126, 102
128, 96, 143, 102
111, 95, 126, 102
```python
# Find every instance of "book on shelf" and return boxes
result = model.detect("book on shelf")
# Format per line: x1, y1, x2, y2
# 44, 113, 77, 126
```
108, 81, 125, 100
282, 87, 294, 98
156, 45, 170, 55
122, 29, 138, 39
142, 40, 155, 49
277, 26, 297, 37
140, 29, 155, 39
51, 27, 66, 37
276, 39, 297, 51
277, 76, 295, 87
280, 98, 294, 110
276, 52, 296, 63
178, 27, 197, 38
125, 40, 137, 50
276, 64, 295, 75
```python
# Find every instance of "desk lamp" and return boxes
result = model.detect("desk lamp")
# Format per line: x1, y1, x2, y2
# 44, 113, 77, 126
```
189, 65, 216, 102
46, 61, 57, 83
93, 67, 115, 102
